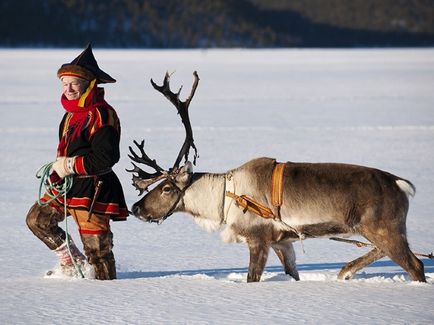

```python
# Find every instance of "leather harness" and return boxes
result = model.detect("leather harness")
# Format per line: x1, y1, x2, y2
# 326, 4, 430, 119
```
225, 162, 286, 220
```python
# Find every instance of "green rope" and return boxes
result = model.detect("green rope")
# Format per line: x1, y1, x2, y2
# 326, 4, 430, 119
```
36, 162, 84, 278
36, 162, 73, 207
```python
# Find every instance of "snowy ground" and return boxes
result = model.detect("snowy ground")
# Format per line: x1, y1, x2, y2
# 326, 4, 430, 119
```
0, 48, 433, 324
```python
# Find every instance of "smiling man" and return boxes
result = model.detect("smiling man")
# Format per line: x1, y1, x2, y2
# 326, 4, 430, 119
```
26, 44, 129, 280
61, 76, 89, 100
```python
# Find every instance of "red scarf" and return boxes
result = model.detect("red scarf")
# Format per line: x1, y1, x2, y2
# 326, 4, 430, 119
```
57, 81, 108, 156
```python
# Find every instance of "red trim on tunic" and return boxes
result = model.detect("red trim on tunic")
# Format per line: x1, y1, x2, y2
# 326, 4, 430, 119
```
40, 195, 64, 214
93, 201, 124, 214
74, 156, 87, 174
79, 229, 109, 235
90, 109, 103, 137
53, 195, 128, 218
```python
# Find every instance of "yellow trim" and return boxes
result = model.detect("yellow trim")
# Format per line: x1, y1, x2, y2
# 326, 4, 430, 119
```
62, 114, 72, 137
78, 79, 96, 108
89, 108, 102, 137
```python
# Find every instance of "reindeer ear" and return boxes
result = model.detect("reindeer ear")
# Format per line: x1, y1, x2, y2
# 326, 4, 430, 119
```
175, 162, 193, 186
183, 161, 194, 174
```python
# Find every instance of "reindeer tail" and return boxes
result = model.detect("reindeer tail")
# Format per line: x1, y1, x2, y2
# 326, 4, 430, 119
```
396, 179, 416, 197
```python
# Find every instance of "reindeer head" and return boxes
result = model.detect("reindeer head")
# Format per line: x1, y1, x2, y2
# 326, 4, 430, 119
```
128, 72, 199, 224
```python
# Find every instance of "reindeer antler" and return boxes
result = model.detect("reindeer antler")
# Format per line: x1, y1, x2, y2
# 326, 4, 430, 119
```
151, 71, 199, 169
128, 71, 200, 195
126, 140, 168, 195
128, 139, 165, 174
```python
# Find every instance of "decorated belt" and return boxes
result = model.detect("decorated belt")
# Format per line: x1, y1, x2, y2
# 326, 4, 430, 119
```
75, 168, 113, 179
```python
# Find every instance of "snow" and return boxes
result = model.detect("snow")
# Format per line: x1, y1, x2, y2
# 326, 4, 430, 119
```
1, 48, 434, 324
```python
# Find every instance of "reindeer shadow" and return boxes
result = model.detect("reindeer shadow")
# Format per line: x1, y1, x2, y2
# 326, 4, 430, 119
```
118, 258, 434, 282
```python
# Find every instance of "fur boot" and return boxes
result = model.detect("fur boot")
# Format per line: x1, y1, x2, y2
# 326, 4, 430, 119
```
54, 239, 86, 266
81, 232, 117, 280
50, 239, 87, 277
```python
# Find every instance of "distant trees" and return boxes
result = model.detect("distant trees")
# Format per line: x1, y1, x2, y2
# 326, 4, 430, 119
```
250, 0, 434, 33
1, 0, 433, 47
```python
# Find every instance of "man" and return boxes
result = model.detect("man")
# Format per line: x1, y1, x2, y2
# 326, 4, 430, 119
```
26, 44, 128, 280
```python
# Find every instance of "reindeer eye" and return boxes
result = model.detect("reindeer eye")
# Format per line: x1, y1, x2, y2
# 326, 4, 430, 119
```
162, 185, 172, 193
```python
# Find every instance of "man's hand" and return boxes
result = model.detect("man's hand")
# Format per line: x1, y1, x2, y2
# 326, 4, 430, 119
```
52, 157, 76, 178
48, 170, 63, 186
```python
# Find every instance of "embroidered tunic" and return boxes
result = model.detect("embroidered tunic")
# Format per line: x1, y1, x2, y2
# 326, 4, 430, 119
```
48, 82, 128, 221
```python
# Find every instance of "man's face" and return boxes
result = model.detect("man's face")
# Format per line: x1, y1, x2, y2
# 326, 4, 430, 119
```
61, 76, 89, 100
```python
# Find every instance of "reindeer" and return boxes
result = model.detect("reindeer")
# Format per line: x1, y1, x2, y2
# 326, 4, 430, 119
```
129, 72, 426, 283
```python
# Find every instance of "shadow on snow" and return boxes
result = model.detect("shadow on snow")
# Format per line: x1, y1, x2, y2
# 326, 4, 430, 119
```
118, 258, 434, 281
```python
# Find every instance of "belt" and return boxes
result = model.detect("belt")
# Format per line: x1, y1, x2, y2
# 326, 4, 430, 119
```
75, 168, 113, 179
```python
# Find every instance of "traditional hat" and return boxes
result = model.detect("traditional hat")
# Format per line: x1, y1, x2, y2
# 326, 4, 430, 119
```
57, 44, 116, 84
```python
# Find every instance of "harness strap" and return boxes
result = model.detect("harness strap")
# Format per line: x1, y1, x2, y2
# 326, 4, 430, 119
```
158, 177, 191, 224
271, 163, 286, 207
225, 191, 275, 219
222, 172, 234, 223
225, 162, 286, 220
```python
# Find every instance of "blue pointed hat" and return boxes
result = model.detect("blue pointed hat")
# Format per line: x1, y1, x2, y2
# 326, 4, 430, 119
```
57, 44, 116, 84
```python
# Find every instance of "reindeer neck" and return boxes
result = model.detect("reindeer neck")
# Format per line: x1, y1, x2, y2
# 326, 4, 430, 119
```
181, 172, 226, 226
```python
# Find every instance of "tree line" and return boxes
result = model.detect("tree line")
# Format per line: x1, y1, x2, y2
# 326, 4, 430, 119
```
1, 0, 433, 48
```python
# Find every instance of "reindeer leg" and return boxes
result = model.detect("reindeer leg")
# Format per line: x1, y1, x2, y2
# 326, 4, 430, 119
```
361, 221, 426, 282
388, 246, 426, 282
272, 240, 300, 281
247, 240, 270, 282
371, 235, 426, 282
338, 247, 385, 280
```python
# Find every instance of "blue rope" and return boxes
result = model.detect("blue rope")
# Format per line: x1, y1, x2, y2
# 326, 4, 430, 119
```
36, 162, 84, 278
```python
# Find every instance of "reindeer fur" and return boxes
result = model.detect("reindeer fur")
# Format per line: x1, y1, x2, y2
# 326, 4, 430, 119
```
132, 157, 426, 283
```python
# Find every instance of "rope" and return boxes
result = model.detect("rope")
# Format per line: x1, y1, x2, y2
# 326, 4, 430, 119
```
36, 162, 73, 206
36, 162, 84, 278
329, 236, 434, 259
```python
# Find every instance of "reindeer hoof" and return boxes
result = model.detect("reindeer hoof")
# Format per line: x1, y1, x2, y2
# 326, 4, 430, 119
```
247, 274, 261, 282
287, 270, 300, 281
337, 269, 353, 280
